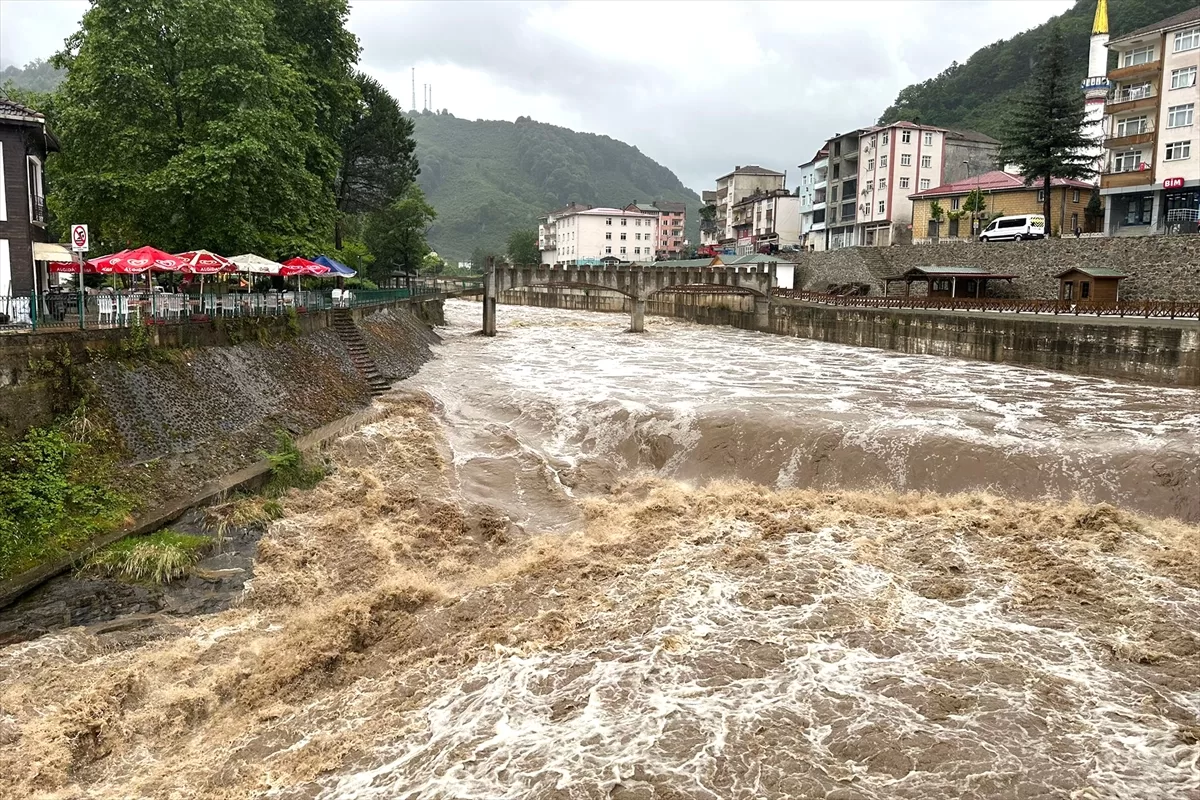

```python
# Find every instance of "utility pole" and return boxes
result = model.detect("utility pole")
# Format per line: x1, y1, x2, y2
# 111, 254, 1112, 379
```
411, 67, 416, 111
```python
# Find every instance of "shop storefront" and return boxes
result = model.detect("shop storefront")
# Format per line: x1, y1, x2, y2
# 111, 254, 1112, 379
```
1109, 191, 1156, 233
1163, 177, 1200, 233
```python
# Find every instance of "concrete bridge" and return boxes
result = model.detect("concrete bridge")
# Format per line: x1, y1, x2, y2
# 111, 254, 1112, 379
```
482, 260, 777, 334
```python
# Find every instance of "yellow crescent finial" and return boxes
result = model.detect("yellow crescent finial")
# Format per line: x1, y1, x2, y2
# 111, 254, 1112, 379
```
1093, 0, 1109, 35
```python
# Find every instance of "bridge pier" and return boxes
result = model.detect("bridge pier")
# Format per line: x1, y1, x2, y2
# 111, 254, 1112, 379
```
482, 271, 496, 336
755, 296, 770, 330
630, 297, 646, 333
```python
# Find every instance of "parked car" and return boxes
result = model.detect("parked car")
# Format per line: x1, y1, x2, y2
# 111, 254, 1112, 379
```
979, 214, 1046, 242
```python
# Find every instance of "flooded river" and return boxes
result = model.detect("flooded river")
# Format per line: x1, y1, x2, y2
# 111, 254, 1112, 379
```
0, 300, 1197, 799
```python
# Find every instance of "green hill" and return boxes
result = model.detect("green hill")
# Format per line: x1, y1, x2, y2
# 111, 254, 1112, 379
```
411, 111, 701, 264
878, 0, 1197, 137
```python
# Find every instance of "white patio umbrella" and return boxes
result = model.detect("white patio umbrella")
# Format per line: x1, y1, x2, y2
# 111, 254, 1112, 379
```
229, 253, 284, 276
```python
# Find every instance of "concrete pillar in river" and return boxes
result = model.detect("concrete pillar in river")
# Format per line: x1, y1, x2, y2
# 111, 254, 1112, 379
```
754, 296, 770, 330
630, 297, 646, 333
482, 270, 497, 337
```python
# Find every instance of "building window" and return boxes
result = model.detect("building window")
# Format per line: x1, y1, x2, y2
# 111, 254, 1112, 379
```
900, 154, 912, 167
634, 247, 640, 255
1116, 116, 1148, 136
26, 156, 44, 226
620, 218, 627, 226
923, 132, 933, 146
1037, 189, 1046, 202
1167, 103, 1195, 128
1072, 189, 1081, 202
878, 201, 885, 214
880, 154, 888, 168
867, 158, 875, 170
1172, 66, 1198, 90
1122, 45, 1154, 66
605, 246, 612, 254
1175, 27, 1200, 52
1080, 281, 1091, 300
620, 232, 627, 240
921, 155, 932, 169
899, 176, 910, 189
950, 197, 960, 210
919, 178, 930, 190
605, 232, 612, 240
1113, 150, 1144, 172
1165, 140, 1192, 160
882, 131, 889, 145
634, 233, 641, 240
619, 247, 626, 255
901, 130, 911, 144
1071, 213, 1079, 231
878, 178, 886, 189
606, 217, 612, 225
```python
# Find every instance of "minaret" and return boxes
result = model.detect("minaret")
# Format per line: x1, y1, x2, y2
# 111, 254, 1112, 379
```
1081, 0, 1110, 184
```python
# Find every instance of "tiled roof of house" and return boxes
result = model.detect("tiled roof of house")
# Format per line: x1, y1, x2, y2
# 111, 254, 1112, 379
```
702, 191, 717, 203
944, 128, 1001, 145
654, 201, 686, 213
717, 164, 785, 180
891, 266, 1019, 280
1115, 6, 1200, 42
0, 97, 46, 122
909, 170, 1093, 199
630, 203, 658, 213
653, 257, 717, 268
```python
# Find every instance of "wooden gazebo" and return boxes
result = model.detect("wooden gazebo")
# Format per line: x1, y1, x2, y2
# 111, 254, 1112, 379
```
883, 266, 1018, 298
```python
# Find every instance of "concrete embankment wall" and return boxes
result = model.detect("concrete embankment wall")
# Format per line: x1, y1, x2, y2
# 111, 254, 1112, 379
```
1, 298, 443, 474
780, 236, 1200, 300
497, 288, 1198, 386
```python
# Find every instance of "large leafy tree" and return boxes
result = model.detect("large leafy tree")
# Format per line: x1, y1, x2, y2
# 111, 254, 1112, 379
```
334, 73, 418, 247
363, 184, 436, 282
998, 26, 1096, 229
505, 228, 539, 266
47, 0, 357, 257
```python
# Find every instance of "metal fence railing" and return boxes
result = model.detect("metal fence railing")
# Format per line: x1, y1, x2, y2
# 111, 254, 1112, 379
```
771, 290, 1200, 319
0, 286, 438, 333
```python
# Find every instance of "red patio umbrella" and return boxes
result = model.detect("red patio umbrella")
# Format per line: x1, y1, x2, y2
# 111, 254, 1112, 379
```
176, 249, 236, 306
89, 246, 184, 294
280, 257, 331, 297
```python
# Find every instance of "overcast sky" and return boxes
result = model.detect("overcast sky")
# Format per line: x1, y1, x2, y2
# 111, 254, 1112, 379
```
1, 0, 1072, 192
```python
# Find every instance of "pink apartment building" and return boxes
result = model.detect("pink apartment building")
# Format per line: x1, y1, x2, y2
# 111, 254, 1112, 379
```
625, 201, 688, 258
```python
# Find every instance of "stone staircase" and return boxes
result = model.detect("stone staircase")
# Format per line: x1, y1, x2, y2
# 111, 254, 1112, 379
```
332, 310, 390, 395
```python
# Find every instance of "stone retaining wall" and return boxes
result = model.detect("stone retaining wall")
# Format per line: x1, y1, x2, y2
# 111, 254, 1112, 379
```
782, 237, 1200, 300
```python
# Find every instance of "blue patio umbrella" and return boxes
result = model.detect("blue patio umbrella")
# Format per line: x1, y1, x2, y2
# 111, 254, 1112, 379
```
312, 254, 356, 277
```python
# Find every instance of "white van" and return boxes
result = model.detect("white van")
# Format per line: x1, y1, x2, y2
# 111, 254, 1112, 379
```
979, 214, 1046, 242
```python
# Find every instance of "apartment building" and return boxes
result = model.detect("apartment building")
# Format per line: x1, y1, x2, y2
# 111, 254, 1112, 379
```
538, 206, 658, 265
730, 189, 801, 254
823, 130, 864, 248
797, 148, 829, 251
712, 165, 785, 243
1100, 7, 1200, 235
853, 121, 1001, 247
625, 201, 687, 258
699, 190, 719, 247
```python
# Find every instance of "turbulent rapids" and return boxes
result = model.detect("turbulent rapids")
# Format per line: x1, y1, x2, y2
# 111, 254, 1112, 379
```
1, 300, 1197, 799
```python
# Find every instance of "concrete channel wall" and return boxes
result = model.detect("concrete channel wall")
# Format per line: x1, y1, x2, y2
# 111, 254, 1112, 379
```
497, 287, 1199, 386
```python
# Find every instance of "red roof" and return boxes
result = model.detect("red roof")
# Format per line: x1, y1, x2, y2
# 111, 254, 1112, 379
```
909, 171, 1093, 199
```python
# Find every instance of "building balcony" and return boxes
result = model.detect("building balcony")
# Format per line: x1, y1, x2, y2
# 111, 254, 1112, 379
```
1106, 88, 1158, 115
1107, 60, 1161, 83
1100, 169, 1155, 190
1104, 129, 1155, 149
31, 194, 47, 225
842, 150, 859, 160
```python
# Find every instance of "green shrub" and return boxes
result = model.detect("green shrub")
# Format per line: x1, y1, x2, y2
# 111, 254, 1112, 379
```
84, 530, 210, 583
259, 430, 326, 497
0, 417, 133, 578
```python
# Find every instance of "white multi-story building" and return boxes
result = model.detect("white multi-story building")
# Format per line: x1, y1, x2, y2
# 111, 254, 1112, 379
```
853, 122, 948, 246
797, 148, 829, 251
538, 206, 659, 265
1100, 6, 1200, 235
730, 189, 801, 254
712, 165, 786, 244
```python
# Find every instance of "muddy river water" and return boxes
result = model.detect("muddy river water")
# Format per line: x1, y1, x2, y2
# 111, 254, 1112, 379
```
1, 300, 1197, 800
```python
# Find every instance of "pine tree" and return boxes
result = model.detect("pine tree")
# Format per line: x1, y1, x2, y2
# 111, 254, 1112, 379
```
998, 26, 1096, 232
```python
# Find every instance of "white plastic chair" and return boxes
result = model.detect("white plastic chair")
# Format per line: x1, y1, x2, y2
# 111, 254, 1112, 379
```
97, 295, 115, 326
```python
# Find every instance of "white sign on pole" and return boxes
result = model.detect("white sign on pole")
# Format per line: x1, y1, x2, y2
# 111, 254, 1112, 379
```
71, 224, 90, 252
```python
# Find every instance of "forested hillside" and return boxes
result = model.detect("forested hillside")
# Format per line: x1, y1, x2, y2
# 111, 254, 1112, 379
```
411, 112, 700, 263
878, 0, 1196, 137
0, 59, 64, 93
